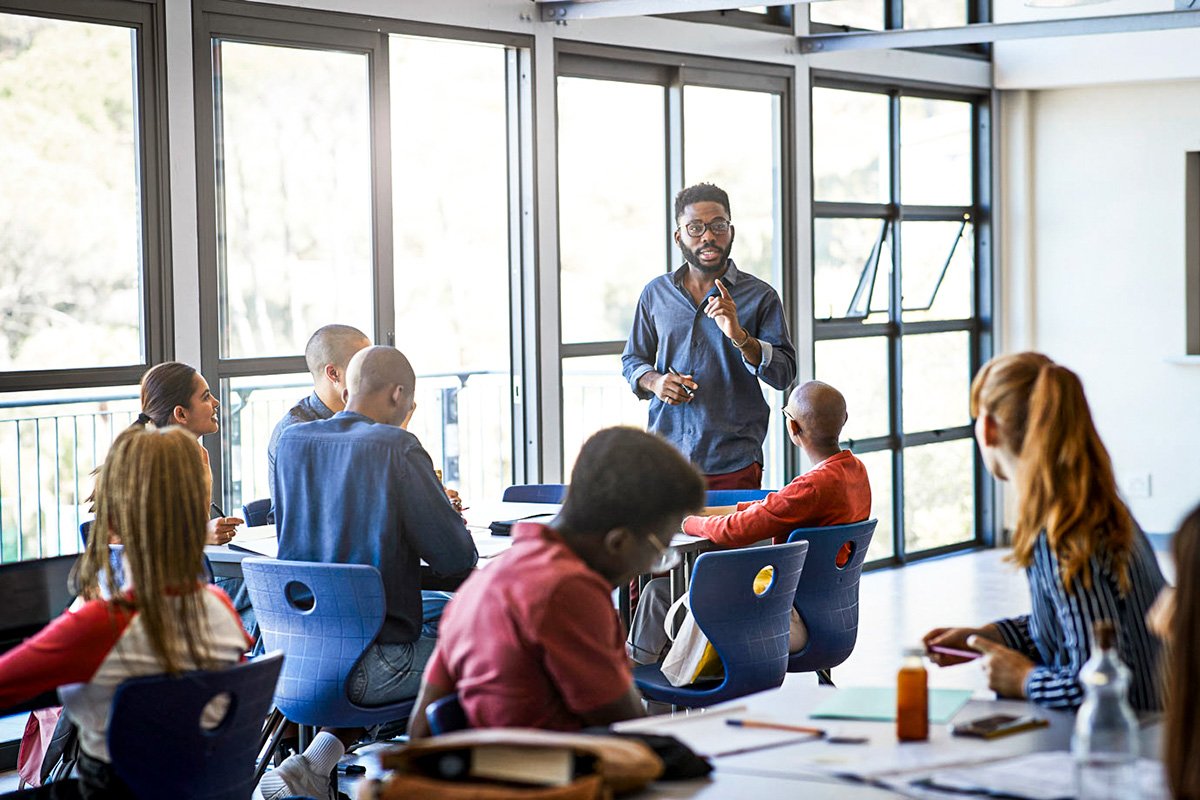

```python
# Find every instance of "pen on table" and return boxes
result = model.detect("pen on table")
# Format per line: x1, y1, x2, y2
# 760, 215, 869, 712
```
667, 366, 695, 397
725, 719, 825, 736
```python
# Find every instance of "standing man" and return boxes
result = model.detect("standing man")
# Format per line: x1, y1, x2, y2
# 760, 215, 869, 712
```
266, 323, 371, 509
622, 183, 796, 489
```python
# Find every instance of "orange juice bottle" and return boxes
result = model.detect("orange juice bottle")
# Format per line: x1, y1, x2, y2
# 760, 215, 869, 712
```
897, 647, 929, 741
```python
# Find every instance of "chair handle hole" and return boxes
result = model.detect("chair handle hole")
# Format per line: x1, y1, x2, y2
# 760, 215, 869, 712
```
753, 565, 776, 597
199, 691, 236, 735
285, 580, 315, 611
835, 541, 855, 570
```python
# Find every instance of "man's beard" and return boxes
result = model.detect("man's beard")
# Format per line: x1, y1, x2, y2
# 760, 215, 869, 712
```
678, 237, 733, 274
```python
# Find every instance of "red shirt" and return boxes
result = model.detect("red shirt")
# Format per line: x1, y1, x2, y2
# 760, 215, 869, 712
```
683, 450, 872, 547
424, 523, 631, 731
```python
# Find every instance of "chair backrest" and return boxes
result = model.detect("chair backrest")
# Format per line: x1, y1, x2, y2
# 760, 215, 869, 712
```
80, 519, 93, 546
241, 498, 272, 528
785, 519, 878, 673
502, 484, 567, 503
704, 489, 772, 507
108, 651, 283, 800
241, 559, 389, 726
109, 544, 215, 587
689, 541, 809, 701
426, 691, 469, 735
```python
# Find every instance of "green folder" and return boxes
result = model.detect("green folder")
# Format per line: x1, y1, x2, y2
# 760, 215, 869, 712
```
810, 686, 973, 724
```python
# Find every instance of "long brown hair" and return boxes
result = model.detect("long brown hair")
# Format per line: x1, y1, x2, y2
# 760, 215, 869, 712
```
139, 361, 199, 429
1166, 505, 1200, 799
74, 425, 217, 673
970, 352, 1133, 593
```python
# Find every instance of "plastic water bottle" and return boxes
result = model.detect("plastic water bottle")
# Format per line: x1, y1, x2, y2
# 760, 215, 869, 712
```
1072, 620, 1139, 800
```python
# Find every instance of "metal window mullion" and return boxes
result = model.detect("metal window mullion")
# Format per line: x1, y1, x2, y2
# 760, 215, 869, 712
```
667, 70, 684, 272
507, 47, 535, 486
372, 32, 396, 350
888, 89, 906, 564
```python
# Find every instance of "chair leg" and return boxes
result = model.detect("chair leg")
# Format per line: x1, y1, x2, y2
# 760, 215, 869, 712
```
255, 708, 289, 786
817, 668, 835, 687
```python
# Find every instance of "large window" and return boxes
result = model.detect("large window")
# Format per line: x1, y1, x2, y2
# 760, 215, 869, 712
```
812, 82, 989, 564
196, 11, 524, 512
0, 1, 168, 564
556, 53, 791, 482
810, 0, 976, 30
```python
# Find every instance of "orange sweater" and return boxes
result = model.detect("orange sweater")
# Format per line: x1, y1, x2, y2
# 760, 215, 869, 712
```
682, 450, 872, 548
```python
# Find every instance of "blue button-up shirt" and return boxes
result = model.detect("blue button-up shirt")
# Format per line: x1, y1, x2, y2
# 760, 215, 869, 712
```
621, 261, 797, 475
274, 411, 478, 644
267, 391, 334, 506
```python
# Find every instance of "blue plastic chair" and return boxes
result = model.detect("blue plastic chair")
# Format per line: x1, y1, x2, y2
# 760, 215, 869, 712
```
241, 558, 417, 729
785, 519, 878, 684
633, 541, 809, 708
426, 692, 469, 735
107, 651, 283, 800
705, 489, 772, 506
502, 484, 567, 503
241, 498, 272, 527
109, 544, 215, 586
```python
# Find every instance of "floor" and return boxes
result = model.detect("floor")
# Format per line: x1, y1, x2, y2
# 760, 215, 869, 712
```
0, 544, 1171, 795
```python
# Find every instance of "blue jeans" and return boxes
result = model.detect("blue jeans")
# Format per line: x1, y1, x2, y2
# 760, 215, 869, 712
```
420, 590, 453, 637
348, 633, 438, 706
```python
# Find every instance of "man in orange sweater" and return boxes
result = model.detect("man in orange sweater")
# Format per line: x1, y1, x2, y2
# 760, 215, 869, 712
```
628, 380, 871, 665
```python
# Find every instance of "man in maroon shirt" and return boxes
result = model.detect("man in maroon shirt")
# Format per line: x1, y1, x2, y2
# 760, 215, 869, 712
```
408, 427, 705, 736
629, 381, 871, 665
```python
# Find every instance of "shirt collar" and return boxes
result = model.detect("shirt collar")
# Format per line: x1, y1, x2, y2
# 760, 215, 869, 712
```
308, 391, 334, 417
670, 259, 742, 288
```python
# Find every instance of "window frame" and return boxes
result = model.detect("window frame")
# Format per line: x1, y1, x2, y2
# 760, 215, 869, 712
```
810, 73, 994, 567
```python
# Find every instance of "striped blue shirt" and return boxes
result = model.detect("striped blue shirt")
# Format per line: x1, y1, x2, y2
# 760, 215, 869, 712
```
993, 524, 1165, 711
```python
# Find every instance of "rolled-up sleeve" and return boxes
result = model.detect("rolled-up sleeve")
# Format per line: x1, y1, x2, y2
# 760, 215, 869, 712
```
621, 290, 658, 399
751, 295, 796, 390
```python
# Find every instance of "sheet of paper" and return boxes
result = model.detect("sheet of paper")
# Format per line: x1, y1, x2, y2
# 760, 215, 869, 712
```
612, 705, 823, 759
891, 751, 1167, 800
235, 523, 277, 542
228, 533, 278, 558
810, 686, 972, 724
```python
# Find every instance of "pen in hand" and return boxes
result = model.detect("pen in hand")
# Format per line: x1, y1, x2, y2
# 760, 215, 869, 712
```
667, 366, 695, 398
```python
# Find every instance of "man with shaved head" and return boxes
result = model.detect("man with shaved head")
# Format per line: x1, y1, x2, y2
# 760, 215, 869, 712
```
628, 381, 871, 665
266, 324, 371, 510
267, 345, 478, 798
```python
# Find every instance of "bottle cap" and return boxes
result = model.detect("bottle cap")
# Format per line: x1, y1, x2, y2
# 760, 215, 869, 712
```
1093, 620, 1116, 649
903, 646, 926, 658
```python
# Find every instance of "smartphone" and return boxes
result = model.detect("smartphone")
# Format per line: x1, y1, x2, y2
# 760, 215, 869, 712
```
951, 714, 1049, 739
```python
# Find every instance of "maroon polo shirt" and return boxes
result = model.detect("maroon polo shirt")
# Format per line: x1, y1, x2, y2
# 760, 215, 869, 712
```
424, 522, 632, 731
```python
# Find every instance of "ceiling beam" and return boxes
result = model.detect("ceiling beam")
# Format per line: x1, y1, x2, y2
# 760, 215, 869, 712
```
797, 9, 1200, 53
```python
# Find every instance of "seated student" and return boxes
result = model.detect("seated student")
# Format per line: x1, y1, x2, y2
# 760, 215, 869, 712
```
407, 427, 706, 737
1146, 503, 1200, 799
628, 380, 870, 665
265, 345, 478, 800
266, 323, 371, 511
0, 426, 250, 798
924, 352, 1165, 711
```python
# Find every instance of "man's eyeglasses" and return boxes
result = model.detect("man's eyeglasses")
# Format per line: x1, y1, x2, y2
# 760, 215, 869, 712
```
680, 218, 731, 239
646, 534, 681, 573
781, 406, 796, 423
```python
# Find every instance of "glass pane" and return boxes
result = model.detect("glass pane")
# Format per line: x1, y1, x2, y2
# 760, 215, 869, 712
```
903, 0, 968, 28
390, 35, 513, 503
684, 85, 782, 283
857, 449, 894, 561
901, 331, 970, 434
561, 355, 650, 476
901, 220, 974, 322
215, 41, 374, 359
814, 337, 890, 442
0, 387, 140, 563
903, 439, 974, 552
813, 217, 891, 323
762, 386, 785, 491
223, 374, 309, 513
900, 97, 973, 207
0, 15, 143, 370
813, 87, 890, 204
810, 0, 885, 30
559, 78, 666, 344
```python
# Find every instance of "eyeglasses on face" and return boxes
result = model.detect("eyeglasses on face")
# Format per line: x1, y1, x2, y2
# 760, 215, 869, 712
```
781, 406, 796, 422
645, 533, 681, 573
680, 218, 731, 239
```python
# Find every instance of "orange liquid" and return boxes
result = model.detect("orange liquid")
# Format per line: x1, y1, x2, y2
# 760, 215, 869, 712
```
897, 664, 929, 741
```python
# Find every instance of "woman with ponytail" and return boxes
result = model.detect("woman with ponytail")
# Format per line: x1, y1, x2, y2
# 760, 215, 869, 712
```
924, 352, 1165, 710
137, 362, 242, 545
0, 426, 250, 796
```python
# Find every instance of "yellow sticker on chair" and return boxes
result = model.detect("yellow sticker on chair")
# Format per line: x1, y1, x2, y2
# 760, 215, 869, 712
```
687, 565, 776, 684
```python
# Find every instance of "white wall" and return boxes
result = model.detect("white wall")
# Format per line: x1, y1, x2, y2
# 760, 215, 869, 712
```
1000, 79, 1200, 533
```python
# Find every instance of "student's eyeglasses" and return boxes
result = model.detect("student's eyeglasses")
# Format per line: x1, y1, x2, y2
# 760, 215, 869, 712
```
680, 219, 731, 239
781, 406, 796, 423
645, 534, 681, 573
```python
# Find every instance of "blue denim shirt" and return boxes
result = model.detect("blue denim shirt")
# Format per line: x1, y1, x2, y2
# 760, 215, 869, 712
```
621, 261, 797, 474
274, 411, 478, 644
267, 391, 333, 508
